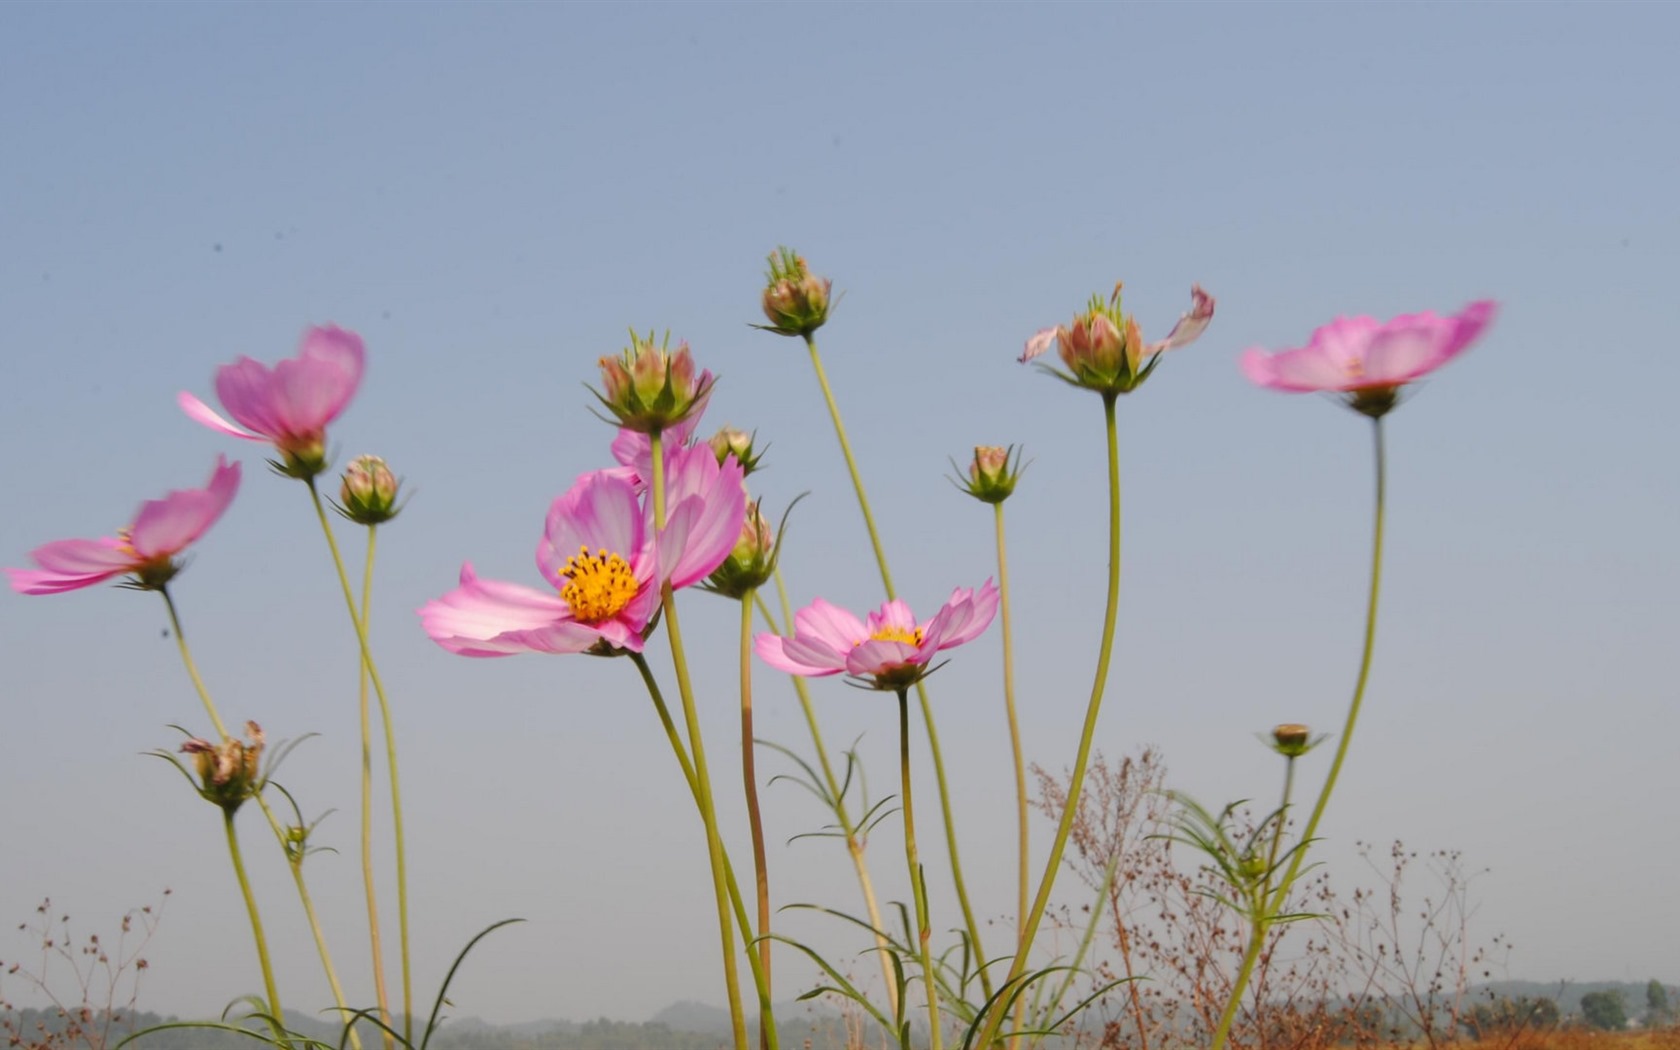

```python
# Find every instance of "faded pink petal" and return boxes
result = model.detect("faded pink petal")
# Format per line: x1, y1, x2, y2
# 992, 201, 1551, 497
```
1143, 284, 1216, 355
7, 457, 242, 595
1243, 300, 1496, 395
1019, 327, 1059, 364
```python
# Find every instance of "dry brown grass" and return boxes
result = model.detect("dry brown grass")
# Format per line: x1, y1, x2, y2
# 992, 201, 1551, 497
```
1447, 1029, 1680, 1050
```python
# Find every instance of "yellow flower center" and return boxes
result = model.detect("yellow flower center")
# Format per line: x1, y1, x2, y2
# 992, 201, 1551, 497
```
863, 626, 923, 647
559, 546, 639, 624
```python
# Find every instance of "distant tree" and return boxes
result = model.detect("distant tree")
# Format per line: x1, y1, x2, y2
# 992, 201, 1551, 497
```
1463, 996, 1560, 1038
1647, 979, 1672, 1026
1581, 990, 1628, 1031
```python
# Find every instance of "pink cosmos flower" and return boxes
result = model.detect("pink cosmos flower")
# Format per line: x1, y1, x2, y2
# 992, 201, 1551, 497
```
1240, 300, 1495, 416
755, 582, 1000, 690
420, 445, 746, 657
179, 326, 365, 477
7, 457, 242, 595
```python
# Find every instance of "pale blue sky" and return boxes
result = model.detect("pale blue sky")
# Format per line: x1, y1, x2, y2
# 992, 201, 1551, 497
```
2, 1, 1675, 1026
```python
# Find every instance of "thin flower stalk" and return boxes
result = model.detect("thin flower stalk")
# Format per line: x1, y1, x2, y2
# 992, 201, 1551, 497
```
162, 587, 361, 1050
357, 526, 395, 1050
221, 810, 288, 1049
1209, 418, 1389, 1050
738, 589, 773, 1047
799, 332, 991, 1000
649, 431, 749, 1050
303, 478, 413, 1044
628, 651, 778, 1050
976, 393, 1124, 1050
761, 577, 899, 1017
895, 686, 942, 1050
992, 501, 1029, 1050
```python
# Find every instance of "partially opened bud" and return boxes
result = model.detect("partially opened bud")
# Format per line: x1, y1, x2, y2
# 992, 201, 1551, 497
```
591, 331, 715, 434
708, 426, 765, 475
758, 247, 832, 338
338, 455, 402, 525
952, 444, 1026, 504
703, 495, 802, 600
178, 722, 266, 814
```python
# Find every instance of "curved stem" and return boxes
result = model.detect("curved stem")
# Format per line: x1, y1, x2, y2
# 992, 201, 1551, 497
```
978, 393, 1124, 1049
222, 810, 287, 1047
629, 651, 776, 1050
358, 527, 394, 1049
304, 480, 412, 1043
801, 333, 989, 998
650, 432, 748, 1050
738, 591, 773, 1050
160, 588, 229, 742
897, 688, 941, 1050
161, 588, 359, 1048
994, 502, 1028, 1050
762, 579, 898, 1016
1214, 417, 1388, 1050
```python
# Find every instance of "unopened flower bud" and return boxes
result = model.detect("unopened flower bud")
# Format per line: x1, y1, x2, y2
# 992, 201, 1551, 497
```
703, 495, 800, 600
708, 426, 764, 475
1021, 283, 1214, 397
591, 331, 715, 434
952, 445, 1025, 504
1269, 722, 1319, 758
757, 247, 832, 338
338, 455, 402, 525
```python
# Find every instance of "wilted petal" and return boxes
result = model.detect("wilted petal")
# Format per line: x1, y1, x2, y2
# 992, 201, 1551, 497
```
1143, 284, 1216, 355
1019, 327, 1059, 364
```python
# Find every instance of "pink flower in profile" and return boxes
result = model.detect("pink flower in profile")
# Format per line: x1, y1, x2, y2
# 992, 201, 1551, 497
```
7, 457, 242, 595
420, 445, 746, 657
1240, 300, 1496, 418
179, 326, 365, 478
756, 581, 1000, 690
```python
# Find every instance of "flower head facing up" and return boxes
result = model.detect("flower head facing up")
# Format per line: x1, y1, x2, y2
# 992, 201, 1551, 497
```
7, 457, 242, 595
1240, 300, 1496, 418
420, 446, 746, 657
756, 581, 1000, 691
1021, 284, 1214, 397
179, 722, 265, 814
179, 326, 365, 479
757, 247, 832, 338
592, 331, 715, 435
337, 454, 403, 525
953, 444, 1025, 504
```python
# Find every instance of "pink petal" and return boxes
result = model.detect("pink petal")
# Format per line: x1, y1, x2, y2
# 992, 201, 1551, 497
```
922, 579, 1000, 652
6, 565, 122, 595
792, 598, 870, 652
755, 633, 844, 677
213, 356, 293, 438
1143, 284, 1216, 355
865, 599, 917, 637
660, 448, 746, 589
26, 537, 133, 575
537, 472, 644, 583
128, 457, 241, 558
418, 562, 572, 657
178, 391, 265, 442
1019, 327, 1058, 364
266, 326, 364, 436
845, 638, 920, 678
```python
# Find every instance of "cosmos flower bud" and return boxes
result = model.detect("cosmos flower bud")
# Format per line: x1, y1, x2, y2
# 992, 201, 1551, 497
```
178, 722, 266, 814
591, 331, 716, 434
757, 247, 832, 338
708, 426, 764, 475
1268, 723, 1321, 758
337, 455, 402, 525
703, 496, 796, 600
952, 444, 1025, 504
1021, 284, 1214, 397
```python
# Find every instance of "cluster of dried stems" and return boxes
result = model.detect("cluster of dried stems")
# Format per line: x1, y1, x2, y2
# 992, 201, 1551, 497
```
1033, 748, 1521, 1050
0, 891, 168, 1050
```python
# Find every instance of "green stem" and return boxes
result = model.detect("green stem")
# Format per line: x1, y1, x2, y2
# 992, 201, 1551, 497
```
629, 652, 777, 1050
304, 479, 412, 1044
358, 527, 395, 1049
1213, 417, 1388, 1050
993, 502, 1029, 1050
222, 809, 287, 1048
161, 589, 360, 1049
762, 579, 899, 1017
897, 688, 941, 1050
738, 590, 773, 1050
801, 333, 990, 1000
650, 432, 748, 1050
977, 393, 1124, 1050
